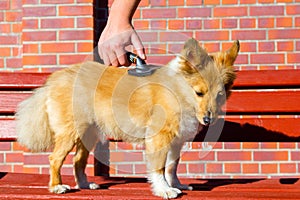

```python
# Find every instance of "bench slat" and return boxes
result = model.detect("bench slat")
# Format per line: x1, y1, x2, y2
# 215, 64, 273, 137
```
0, 92, 32, 114
1, 116, 299, 141
1, 89, 299, 114
0, 72, 50, 89
234, 70, 300, 88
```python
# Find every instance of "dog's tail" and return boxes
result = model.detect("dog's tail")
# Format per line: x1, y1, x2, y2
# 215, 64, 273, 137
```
16, 86, 53, 152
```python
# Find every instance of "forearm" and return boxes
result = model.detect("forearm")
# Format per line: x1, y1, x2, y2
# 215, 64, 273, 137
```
108, 0, 141, 26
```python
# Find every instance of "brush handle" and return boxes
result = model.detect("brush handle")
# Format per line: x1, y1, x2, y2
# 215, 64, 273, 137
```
126, 52, 146, 66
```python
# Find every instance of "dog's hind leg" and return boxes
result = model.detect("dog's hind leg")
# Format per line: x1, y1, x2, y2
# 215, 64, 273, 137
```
49, 133, 75, 194
165, 142, 193, 191
74, 141, 100, 190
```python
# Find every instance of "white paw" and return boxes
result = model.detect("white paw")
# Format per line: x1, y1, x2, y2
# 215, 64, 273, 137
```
75, 182, 100, 190
153, 187, 182, 199
89, 182, 100, 190
50, 184, 71, 194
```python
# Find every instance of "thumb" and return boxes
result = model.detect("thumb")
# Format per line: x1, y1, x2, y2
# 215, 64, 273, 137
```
131, 32, 146, 60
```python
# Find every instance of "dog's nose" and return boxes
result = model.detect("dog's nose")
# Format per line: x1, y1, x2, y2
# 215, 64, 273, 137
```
203, 116, 211, 125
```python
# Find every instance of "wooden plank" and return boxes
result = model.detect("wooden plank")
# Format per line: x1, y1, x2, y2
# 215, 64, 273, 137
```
0, 72, 50, 89
0, 70, 300, 89
234, 70, 300, 88
226, 89, 300, 113
1, 173, 300, 200
2, 115, 299, 141
1, 89, 299, 114
0, 91, 32, 114
0, 117, 16, 141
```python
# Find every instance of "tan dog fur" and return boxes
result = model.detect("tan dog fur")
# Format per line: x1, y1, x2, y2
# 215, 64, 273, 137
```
16, 38, 239, 199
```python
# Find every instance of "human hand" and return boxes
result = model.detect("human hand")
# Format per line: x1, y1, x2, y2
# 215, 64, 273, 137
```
98, 24, 146, 67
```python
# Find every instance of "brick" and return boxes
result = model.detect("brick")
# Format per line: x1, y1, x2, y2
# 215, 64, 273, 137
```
110, 151, 143, 162
240, 18, 256, 28
258, 42, 275, 52
12, 23, 22, 33
0, 142, 11, 151
23, 43, 39, 54
217, 151, 252, 161
223, 0, 238, 4
204, 19, 220, 29
6, 153, 23, 163
188, 163, 205, 174
61, 167, 73, 175
0, 24, 11, 33
59, 30, 93, 40
150, 20, 166, 29
77, 42, 93, 52
204, 42, 220, 52
41, 43, 75, 53
23, 6, 56, 17
59, 54, 91, 65
251, 54, 285, 64
168, 43, 184, 54
261, 143, 278, 149
6, 58, 22, 68
254, 151, 288, 161
41, 18, 75, 29
222, 19, 237, 28
0, 1, 10, 9
196, 30, 229, 41
0, 58, 4, 68
138, 32, 158, 42
0, 154, 3, 162
186, 20, 202, 29
149, 43, 167, 54
22, 19, 39, 29
261, 163, 278, 173
133, 20, 149, 30
240, 42, 257, 52
206, 163, 223, 173
11, 0, 22, 9
0, 165, 12, 172
177, 163, 187, 174
224, 142, 241, 149
276, 17, 293, 27
160, 31, 193, 42
277, 41, 294, 52
280, 163, 297, 173
186, 0, 202, 5
5, 11, 22, 22
40, 0, 74, 3
59, 5, 92, 16
178, 7, 211, 18
24, 155, 49, 165
204, 0, 220, 5
258, 18, 274, 28
232, 30, 266, 40
224, 163, 241, 173
168, 0, 184, 6
142, 8, 176, 18
0, 47, 11, 57
23, 167, 40, 174
23, 55, 57, 65
250, 6, 284, 16
214, 7, 247, 17
168, 20, 184, 30
243, 163, 259, 174
286, 5, 300, 15
269, 29, 300, 39
23, 0, 39, 4
240, 0, 256, 3
258, 0, 274, 3
150, 0, 166, 6
291, 152, 300, 161
287, 53, 300, 63
23, 31, 56, 41
117, 164, 133, 174
135, 164, 147, 174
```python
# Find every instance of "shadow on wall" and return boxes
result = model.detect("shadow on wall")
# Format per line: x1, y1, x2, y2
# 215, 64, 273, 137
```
194, 119, 300, 142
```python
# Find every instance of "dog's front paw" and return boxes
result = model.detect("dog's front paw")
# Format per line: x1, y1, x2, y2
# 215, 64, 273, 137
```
75, 182, 100, 190
153, 187, 182, 199
49, 184, 71, 194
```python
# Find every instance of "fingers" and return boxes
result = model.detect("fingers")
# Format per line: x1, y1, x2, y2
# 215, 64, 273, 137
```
131, 31, 146, 60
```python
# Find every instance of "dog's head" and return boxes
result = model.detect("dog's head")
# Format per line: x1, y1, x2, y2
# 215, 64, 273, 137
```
170, 38, 239, 126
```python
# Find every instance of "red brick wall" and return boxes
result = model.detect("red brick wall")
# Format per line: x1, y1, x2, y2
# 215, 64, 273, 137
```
1, 0, 300, 178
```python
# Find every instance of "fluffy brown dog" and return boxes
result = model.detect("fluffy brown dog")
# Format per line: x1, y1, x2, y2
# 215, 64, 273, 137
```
16, 38, 239, 199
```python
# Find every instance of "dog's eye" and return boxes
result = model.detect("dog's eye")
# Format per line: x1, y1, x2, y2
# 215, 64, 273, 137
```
195, 91, 204, 97
218, 91, 224, 97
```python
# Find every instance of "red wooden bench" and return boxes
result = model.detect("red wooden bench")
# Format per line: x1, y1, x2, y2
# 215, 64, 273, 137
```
1, 70, 300, 142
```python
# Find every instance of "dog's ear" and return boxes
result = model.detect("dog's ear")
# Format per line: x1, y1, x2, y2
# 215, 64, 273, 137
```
210, 40, 240, 68
180, 38, 211, 72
